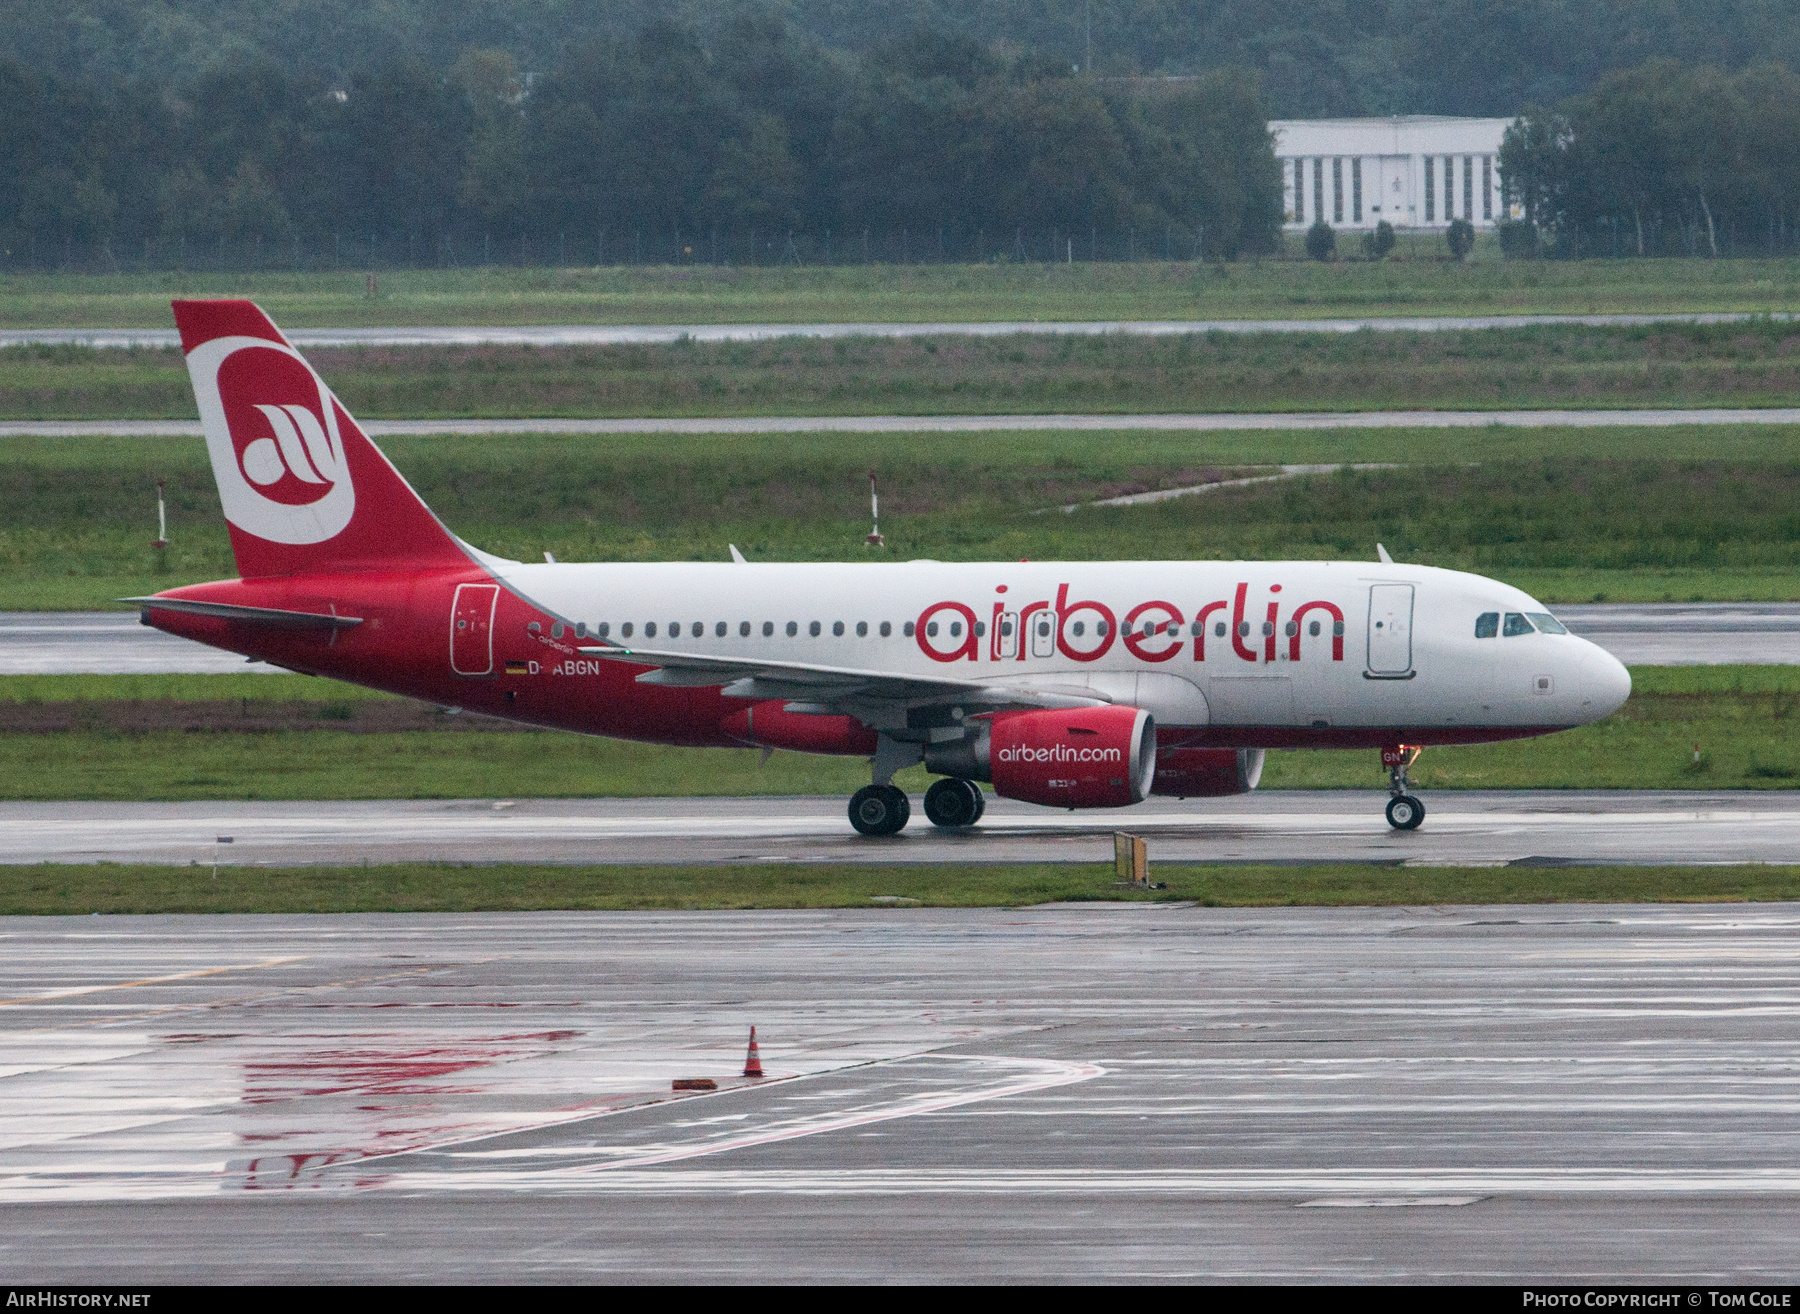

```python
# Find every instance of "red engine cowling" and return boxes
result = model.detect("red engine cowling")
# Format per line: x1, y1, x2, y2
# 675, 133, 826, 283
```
984, 705, 1156, 808
1150, 747, 1265, 797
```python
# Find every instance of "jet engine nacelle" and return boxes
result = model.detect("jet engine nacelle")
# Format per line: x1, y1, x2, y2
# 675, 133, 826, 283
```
1149, 747, 1265, 797
925, 705, 1156, 808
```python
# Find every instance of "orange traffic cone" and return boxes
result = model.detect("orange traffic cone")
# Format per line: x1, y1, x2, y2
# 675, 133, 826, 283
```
743, 1025, 764, 1078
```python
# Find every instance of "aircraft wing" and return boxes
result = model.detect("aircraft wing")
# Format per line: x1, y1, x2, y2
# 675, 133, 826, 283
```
576, 643, 1107, 716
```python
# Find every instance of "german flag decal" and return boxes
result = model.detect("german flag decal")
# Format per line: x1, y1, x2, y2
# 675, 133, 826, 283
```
504, 661, 529, 675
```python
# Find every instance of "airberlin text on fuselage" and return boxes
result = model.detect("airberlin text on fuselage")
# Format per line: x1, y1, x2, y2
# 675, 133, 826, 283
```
915, 582, 1348, 665
997, 743, 1123, 764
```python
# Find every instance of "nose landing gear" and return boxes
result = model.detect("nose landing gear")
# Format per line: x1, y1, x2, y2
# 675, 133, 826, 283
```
1383, 744, 1426, 831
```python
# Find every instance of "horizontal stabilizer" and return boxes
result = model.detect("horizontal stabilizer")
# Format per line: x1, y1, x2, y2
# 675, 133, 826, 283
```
123, 597, 364, 629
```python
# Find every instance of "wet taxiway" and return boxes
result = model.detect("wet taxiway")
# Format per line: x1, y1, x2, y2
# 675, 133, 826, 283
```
3, 310, 1794, 351
3, 905, 1799, 1281
7, 790, 1799, 869
10, 405, 1800, 438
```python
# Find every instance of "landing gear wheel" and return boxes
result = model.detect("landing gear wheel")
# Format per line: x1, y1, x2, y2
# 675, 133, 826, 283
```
849, 784, 911, 836
924, 777, 984, 828
1386, 794, 1426, 831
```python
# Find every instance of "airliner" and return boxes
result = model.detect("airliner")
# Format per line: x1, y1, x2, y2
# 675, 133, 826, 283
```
134, 300, 1632, 835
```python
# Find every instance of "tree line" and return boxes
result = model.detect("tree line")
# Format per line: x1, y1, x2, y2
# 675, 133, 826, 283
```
1501, 61, 1800, 257
0, 19, 1283, 270
11, 0, 1800, 120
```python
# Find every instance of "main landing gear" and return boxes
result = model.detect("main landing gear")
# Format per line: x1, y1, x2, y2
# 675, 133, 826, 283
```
924, 776, 986, 829
1383, 744, 1426, 831
848, 784, 910, 837
848, 778, 987, 836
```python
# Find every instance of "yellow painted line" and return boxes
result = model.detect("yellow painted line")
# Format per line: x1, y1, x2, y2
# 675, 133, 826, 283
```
0, 957, 304, 1007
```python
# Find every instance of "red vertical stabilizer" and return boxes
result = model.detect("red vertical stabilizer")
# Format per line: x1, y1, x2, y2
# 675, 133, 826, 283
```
172, 299, 470, 580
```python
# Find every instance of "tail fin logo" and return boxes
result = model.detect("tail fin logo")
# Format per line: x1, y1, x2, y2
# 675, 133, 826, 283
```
186, 335, 356, 545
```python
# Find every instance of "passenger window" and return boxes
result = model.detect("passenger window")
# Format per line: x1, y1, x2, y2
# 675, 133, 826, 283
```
1096, 621, 1109, 636
597, 622, 610, 639
574, 622, 586, 638
881, 621, 893, 637
1475, 612, 1498, 638
1190, 621, 1202, 636
1071, 621, 1085, 637
762, 621, 774, 637
1215, 622, 1226, 637
1526, 612, 1568, 634
832, 621, 844, 636
1333, 621, 1344, 636
1502, 612, 1534, 637
903, 621, 915, 636
786, 621, 798, 637
622, 622, 634, 638
1237, 621, 1250, 637
856, 621, 867, 637
1001, 621, 1013, 636
551, 622, 564, 639
739, 621, 750, 637
809, 621, 822, 637
974, 621, 985, 637
949, 621, 962, 638
528, 621, 541, 634
1285, 621, 1298, 637
691, 622, 703, 638
1308, 620, 1320, 637
644, 622, 656, 638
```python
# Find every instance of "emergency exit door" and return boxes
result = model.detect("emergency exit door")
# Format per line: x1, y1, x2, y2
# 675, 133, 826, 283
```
451, 583, 499, 676
996, 612, 1019, 658
1367, 584, 1414, 675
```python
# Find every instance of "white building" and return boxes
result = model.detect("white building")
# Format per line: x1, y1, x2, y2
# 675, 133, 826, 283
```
1271, 116, 1514, 232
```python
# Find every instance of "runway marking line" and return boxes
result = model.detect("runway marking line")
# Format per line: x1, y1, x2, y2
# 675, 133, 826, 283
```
578, 1054, 1105, 1173
0, 957, 304, 1008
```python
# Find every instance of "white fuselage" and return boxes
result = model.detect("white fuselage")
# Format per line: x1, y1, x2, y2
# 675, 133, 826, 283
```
497, 557, 1632, 736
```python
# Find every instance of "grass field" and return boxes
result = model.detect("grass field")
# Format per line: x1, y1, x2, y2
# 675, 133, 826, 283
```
5, 426, 1797, 608
11, 319, 1800, 420
6, 258, 1800, 329
1, 668, 1793, 800
4, 861, 1798, 915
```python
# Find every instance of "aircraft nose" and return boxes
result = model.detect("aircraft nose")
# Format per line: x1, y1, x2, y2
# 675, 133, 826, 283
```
1580, 641, 1632, 720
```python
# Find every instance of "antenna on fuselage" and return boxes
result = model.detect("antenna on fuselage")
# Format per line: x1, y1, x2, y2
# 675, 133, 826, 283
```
1376, 543, 1394, 565
866, 471, 885, 548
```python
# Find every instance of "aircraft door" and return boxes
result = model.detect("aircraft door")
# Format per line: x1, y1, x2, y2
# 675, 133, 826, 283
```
451, 582, 499, 676
1367, 584, 1414, 675
1030, 611, 1056, 657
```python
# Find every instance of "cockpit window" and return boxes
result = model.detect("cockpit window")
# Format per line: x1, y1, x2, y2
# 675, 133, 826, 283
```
1526, 611, 1568, 635
1502, 612, 1535, 637
1474, 612, 1499, 638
